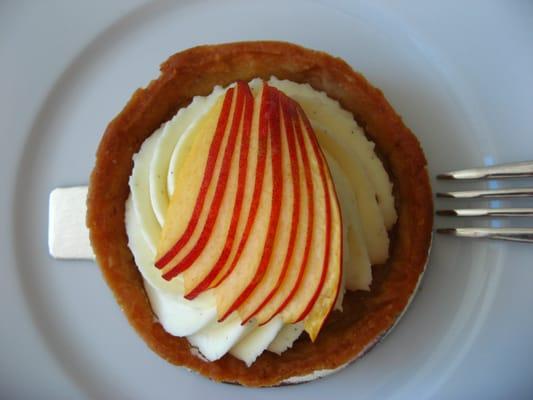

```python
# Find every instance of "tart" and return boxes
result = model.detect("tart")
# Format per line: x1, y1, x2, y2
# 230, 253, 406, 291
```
87, 41, 433, 386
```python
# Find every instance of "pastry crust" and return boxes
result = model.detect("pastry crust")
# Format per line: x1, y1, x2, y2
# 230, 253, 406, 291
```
87, 41, 433, 387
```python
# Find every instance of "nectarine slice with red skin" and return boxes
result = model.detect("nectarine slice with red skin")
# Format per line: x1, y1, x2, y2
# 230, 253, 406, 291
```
213, 87, 275, 320
184, 83, 255, 299
298, 104, 342, 339
155, 91, 234, 272
304, 162, 343, 339
161, 82, 250, 281
155, 87, 235, 269
209, 84, 270, 288
263, 100, 332, 328
303, 171, 343, 339
217, 86, 284, 322
252, 93, 341, 337
256, 98, 315, 325
239, 92, 301, 324
294, 107, 333, 323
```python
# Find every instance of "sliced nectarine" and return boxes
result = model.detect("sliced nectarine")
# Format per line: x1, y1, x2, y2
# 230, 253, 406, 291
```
154, 80, 341, 341
275, 107, 329, 323
208, 84, 270, 289
184, 83, 255, 299
156, 87, 235, 269
162, 82, 253, 290
236, 90, 300, 323
302, 138, 342, 340
215, 84, 284, 321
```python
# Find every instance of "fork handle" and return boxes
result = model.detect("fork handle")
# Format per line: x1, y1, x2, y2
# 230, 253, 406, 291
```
437, 228, 533, 243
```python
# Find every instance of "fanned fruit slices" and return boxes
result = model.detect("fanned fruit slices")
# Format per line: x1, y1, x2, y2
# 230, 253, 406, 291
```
155, 81, 342, 341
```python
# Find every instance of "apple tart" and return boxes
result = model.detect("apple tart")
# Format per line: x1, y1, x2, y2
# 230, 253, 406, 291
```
87, 41, 433, 386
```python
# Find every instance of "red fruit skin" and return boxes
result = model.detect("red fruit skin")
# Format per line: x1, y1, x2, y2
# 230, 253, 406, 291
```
240, 90, 301, 324
162, 82, 248, 280
218, 85, 284, 322
155, 87, 235, 269
184, 82, 254, 299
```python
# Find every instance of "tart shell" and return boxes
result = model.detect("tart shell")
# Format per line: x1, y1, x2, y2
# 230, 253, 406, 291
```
87, 41, 433, 387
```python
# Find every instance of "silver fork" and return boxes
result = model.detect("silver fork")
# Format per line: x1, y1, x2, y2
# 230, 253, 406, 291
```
436, 161, 533, 243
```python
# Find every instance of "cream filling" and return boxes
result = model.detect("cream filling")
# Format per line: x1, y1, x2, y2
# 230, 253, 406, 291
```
125, 78, 396, 367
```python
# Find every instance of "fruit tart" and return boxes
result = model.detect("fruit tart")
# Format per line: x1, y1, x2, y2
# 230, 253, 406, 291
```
87, 41, 433, 386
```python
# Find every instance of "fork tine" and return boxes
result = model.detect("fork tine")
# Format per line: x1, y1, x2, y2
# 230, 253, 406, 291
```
437, 188, 533, 198
438, 161, 533, 180
437, 208, 533, 217
437, 228, 533, 243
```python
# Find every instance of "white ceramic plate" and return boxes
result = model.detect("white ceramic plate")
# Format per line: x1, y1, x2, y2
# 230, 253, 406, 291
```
2, 0, 533, 398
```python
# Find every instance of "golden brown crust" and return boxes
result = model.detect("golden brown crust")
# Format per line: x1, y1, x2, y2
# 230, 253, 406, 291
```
87, 41, 433, 387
